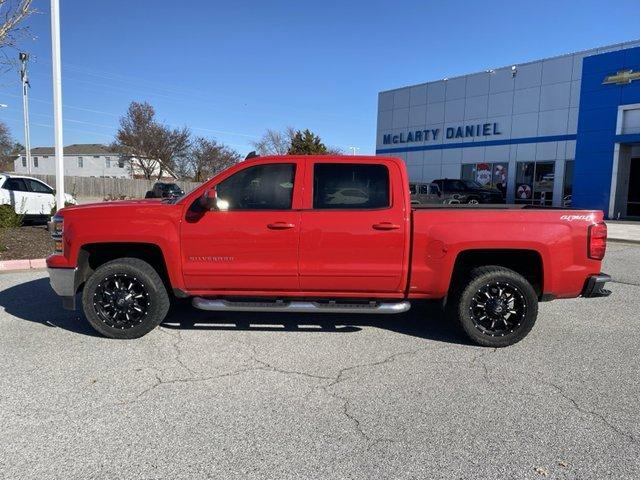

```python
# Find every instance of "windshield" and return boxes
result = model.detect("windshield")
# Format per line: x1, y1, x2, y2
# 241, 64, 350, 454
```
462, 180, 485, 189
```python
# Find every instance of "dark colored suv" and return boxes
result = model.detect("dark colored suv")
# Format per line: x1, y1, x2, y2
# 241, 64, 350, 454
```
431, 179, 504, 204
145, 182, 184, 199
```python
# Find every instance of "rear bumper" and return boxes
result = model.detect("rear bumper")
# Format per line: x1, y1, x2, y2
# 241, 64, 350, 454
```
47, 267, 78, 310
581, 273, 612, 298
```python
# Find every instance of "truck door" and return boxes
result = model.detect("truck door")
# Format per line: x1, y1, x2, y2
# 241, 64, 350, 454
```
181, 160, 303, 292
298, 160, 408, 293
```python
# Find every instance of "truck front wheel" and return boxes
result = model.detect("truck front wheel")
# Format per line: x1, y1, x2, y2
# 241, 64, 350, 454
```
448, 266, 538, 347
82, 258, 170, 339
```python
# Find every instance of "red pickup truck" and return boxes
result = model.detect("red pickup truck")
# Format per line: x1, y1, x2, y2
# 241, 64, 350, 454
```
46, 156, 610, 347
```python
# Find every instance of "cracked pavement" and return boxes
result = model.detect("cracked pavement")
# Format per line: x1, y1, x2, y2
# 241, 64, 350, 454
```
0, 243, 639, 479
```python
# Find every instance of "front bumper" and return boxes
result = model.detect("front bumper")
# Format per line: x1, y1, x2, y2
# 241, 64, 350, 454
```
581, 273, 612, 298
47, 267, 78, 310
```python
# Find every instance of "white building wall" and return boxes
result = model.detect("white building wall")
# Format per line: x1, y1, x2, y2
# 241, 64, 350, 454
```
13, 154, 131, 178
376, 40, 640, 206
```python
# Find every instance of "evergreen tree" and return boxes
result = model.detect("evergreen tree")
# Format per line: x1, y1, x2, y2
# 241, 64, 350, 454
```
287, 129, 328, 155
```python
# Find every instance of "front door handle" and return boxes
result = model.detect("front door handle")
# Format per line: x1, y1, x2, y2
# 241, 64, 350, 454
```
373, 222, 400, 230
267, 222, 295, 230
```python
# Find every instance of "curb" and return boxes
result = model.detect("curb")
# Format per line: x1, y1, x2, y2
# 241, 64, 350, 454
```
0, 258, 47, 272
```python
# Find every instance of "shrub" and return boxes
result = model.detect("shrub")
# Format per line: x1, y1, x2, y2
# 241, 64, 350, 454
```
0, 205, 23, 229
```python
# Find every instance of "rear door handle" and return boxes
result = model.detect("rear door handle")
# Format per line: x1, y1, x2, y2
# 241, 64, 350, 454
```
372, 222, 400, 230
267, 222, 295, 230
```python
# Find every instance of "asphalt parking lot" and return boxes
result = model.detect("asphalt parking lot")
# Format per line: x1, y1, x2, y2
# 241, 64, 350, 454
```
0, 244, 638, 479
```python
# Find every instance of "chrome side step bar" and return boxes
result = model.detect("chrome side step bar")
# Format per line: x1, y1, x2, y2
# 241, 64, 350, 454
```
192, 298, 411, 314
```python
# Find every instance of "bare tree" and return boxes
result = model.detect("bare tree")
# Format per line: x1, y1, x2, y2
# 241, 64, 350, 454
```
251, 127, 296, 156
0, 0, 34, 72
150, 123, 191, 180
114, 101, 191, 180
0, 120, 13, 170
187, 137, 241, 182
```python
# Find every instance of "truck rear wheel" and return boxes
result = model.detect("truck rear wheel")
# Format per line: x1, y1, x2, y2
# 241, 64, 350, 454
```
82, 258, 170, 339
448, 266, 538, 347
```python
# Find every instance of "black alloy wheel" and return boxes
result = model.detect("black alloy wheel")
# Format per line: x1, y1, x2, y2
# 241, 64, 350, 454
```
82, 258, 170, 339
93, 274, 150, 330
448, 265, 538, 347
469, 281, 526, 337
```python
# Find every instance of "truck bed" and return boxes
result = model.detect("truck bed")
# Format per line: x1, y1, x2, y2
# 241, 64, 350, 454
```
412, 203, 558, 210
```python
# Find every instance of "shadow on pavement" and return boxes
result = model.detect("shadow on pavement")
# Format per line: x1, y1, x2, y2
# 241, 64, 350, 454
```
0, 277, 100, 337
1, 277, 469, 345
162, 299, 469, 345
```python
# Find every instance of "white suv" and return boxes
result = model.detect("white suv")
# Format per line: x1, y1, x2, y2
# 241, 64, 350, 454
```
0, 173, 77, 222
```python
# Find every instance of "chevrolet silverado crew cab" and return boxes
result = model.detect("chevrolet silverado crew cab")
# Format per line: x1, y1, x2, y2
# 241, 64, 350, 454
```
46, 156, 611, 347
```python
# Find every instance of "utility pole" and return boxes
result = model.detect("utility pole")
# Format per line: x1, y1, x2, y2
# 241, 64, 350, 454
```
19, 52, 32, 174
51, 0, 65, 211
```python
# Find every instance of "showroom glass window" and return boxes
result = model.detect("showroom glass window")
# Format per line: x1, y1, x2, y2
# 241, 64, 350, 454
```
313, 163, 389, 209
461, 162, 508, 199
563, 161, 574, 207
216, 163, 296, 210
515, 161, 555, 206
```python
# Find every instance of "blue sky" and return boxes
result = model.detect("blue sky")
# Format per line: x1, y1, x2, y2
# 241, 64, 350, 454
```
0, 0, 639, 156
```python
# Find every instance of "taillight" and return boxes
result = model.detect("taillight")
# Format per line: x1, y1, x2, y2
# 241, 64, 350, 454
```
588, 222, 607, 260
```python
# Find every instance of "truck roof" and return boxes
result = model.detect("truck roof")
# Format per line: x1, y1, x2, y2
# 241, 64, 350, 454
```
243, 154, 402, 166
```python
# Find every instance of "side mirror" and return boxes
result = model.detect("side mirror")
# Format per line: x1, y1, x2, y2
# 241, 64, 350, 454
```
200, 188, 229, 211
201, 188, 218, 211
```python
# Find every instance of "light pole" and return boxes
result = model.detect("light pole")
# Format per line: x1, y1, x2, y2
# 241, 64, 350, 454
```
50, 0, 65, 211
19, 52, 32, 174
348, 146, 360, 156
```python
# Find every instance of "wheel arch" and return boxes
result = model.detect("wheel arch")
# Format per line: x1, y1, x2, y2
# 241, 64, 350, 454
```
76, 242, 172, 294
449, 249, 544, 298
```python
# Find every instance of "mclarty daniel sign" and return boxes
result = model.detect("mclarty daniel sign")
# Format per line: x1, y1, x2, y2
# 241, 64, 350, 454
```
382, 122, 501, 145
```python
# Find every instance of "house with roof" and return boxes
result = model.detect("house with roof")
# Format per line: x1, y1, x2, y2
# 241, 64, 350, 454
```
13, 144, 177, 179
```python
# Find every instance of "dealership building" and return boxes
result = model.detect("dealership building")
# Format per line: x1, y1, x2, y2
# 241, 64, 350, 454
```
376, 40, 640, 218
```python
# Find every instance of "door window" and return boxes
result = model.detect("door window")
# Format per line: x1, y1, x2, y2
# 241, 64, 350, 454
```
443, 179, 465, 192
26, 179, 53, 194
216, 163, 296, 210
2, 178, 29, 192
313, 163, 389, 209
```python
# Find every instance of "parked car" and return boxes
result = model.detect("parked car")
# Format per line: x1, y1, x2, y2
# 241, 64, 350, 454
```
431, 178, 504, 204
409, 182, 460, 205
47, 156, 610, 347
0, 173, 77, 223
144, 182, 184, 199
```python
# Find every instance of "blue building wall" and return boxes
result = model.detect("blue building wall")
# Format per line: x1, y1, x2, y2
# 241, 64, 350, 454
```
573, 46, 640, 213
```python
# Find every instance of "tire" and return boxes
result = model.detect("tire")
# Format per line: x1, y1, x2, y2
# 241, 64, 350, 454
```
82, 258, 170, 339
447, 266, 538, 347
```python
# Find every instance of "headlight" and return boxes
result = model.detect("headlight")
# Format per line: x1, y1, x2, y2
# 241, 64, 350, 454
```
49, 215, 64, 253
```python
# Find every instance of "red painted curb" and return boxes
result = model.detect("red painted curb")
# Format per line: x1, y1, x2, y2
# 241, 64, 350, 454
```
0, 258, 47, 272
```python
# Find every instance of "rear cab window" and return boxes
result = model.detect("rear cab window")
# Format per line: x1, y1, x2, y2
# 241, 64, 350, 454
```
313, 163, 390, 209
